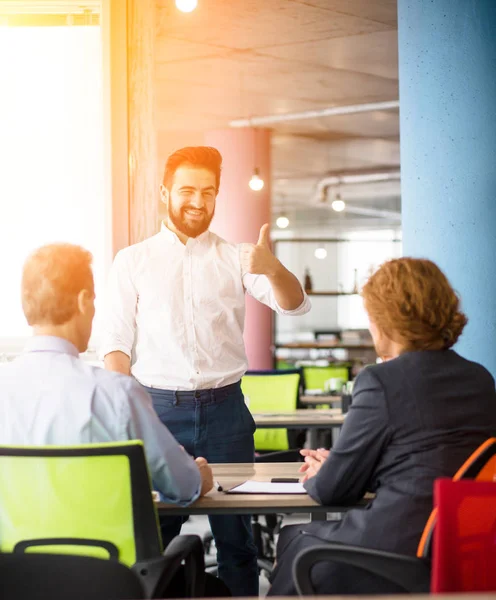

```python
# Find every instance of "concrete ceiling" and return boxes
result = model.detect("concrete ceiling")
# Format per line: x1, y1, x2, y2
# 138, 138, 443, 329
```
154, 0, 400, 231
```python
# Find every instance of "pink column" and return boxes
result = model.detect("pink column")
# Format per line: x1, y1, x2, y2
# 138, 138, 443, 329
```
205, 128, 272, 370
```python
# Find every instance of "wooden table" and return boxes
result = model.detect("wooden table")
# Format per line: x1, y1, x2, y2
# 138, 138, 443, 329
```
156, 462, 368, 520
300, 394, 342, 406
253, 409, 345, 446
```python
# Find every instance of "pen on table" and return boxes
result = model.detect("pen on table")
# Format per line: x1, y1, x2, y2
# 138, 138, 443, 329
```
214, 480, 223, 492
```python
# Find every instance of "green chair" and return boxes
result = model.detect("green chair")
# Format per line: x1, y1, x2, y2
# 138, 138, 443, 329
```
241, 369, 301, 452
274, 359, 294, 371
302, 365, 349, 393
0, 441, 205, 598
239, 370, 303, 576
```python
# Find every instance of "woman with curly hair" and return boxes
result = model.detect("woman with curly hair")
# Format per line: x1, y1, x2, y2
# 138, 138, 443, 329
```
269, 257, 496, 596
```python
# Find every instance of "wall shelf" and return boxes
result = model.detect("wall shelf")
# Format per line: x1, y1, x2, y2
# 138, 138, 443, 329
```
275, 342, 375, 350
272, 237, 399, 368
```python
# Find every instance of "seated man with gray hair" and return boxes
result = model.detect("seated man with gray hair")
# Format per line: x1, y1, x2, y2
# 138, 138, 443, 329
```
0, 243, 212, 505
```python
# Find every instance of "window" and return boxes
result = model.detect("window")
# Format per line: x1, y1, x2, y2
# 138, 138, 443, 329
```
0, 6, 109, 351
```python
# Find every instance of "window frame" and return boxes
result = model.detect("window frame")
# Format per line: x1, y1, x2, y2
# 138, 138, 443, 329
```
0, 0, 129, 357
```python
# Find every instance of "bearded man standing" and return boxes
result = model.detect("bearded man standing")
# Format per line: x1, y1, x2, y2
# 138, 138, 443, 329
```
101, 146, 311, 596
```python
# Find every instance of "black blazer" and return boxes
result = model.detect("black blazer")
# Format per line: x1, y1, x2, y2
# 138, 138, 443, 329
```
304, 349, 496, 555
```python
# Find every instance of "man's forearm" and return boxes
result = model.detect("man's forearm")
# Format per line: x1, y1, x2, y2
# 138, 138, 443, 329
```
104, 350, 131, 375
266, 262, 305, 310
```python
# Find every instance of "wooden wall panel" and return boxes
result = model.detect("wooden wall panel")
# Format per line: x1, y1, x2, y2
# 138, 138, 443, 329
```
127, 0, 159, 244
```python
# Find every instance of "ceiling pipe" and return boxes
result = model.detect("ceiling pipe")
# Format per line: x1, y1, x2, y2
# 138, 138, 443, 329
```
313, 169, 401, 220
276, 202, 401, 220
341, 204, 401, 220
316, 169, 401, 191
229, 100, 399, 127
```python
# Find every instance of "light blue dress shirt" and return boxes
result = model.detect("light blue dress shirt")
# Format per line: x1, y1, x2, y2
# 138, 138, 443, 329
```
0, 336, 201, 505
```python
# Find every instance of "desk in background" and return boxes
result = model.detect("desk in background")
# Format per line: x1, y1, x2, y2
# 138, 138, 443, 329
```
252, 409, 345, 447
300, 394, 342, 406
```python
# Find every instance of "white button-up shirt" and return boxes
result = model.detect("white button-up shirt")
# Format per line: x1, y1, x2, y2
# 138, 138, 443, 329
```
0, 336, 201, 505
100, 224, 310, 390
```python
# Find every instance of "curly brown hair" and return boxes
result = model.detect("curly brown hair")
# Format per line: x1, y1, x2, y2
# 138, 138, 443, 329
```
362, 257, 467, 351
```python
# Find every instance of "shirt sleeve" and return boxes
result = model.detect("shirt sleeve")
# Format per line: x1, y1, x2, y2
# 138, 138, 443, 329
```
242, 272, 311, 316
123, 379, 202, 505
303, 367, 392, 505
99, 249, 138, 360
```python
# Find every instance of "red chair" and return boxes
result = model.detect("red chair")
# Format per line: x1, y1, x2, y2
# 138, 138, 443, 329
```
293, 437, 496, 595
417, 436, 496, 557
432, 478, 496, 592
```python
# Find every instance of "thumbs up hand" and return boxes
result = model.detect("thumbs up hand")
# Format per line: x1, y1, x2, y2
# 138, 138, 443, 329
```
240, 223, 279, 276
256, 223, 270, 248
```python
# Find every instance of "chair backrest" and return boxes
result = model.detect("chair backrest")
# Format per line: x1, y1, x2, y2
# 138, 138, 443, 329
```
0, 441, 162, 567
302, 365, 349, 392
242, 369, 301, 451
0, 552, 145, 600
432, 479, 496, 592
416, 437, 496, 559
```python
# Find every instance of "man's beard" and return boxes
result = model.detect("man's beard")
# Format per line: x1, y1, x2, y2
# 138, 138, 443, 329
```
168, 203, 214, 238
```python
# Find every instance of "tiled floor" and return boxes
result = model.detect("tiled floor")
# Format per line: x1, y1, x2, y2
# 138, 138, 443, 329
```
181, 513, 313, 596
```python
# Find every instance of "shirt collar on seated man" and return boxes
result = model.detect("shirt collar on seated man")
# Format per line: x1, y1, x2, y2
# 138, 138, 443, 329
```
24, 335, 80, 358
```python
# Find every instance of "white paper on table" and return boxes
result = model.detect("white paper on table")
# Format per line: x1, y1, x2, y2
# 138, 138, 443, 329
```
226, 480, 306, 494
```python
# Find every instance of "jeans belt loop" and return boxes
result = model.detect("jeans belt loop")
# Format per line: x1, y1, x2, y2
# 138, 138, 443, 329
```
173, 390, 178, 406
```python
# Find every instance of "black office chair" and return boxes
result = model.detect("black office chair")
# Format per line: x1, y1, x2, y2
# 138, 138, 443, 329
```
0, 552, 145, 600
0, 442, 206, 598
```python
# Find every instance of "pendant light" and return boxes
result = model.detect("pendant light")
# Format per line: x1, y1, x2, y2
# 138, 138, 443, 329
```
331, 191, 346, 212
249, 127, 264, 191
276, 195, 289, 228
176, 0, 198, 13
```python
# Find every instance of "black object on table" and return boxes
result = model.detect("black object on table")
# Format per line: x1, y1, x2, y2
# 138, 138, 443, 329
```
341, 393, 352, 414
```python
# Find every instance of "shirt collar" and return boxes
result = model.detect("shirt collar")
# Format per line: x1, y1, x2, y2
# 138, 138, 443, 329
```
160, 221, 211, 245
24, 335, 80, 358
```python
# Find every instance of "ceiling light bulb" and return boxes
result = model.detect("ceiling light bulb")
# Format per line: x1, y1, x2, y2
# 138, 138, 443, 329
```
249, 169, 264, 191
331, 199, 346, 212
315, 247, 327, 259
276, 215, 290, 229
175, 0, 197, 12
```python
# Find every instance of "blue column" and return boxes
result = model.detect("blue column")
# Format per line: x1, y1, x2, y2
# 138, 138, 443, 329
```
398, 0, 496, 376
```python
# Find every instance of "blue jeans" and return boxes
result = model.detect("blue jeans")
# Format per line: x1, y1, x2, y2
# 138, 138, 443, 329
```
145, 381, 259, 597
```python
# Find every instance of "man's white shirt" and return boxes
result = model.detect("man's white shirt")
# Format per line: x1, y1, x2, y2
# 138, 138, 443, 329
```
100, 224, 311, 390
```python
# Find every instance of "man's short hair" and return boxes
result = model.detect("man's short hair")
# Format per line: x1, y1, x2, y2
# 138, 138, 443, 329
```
162, 146, 222, 192
22, 243, 93, 326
